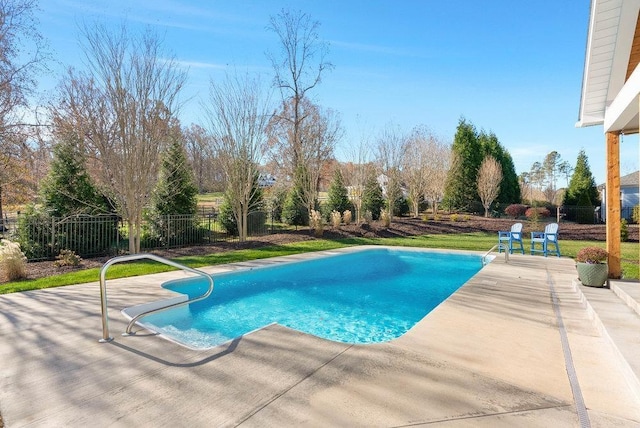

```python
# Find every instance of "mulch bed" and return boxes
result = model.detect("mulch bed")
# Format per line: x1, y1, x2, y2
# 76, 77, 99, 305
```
9, 216, 639, 283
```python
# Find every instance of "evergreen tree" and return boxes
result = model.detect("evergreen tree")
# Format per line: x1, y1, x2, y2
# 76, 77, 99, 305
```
442, 118, 483, 211
40, 134, 110, 216
361, 175, 385, 220
563, 149, 600, 207
498, 150, 521, 204
325, 169, 352, 215
281, 180, 308, 226
32, 134, 117, 258
152, 138, 198, 216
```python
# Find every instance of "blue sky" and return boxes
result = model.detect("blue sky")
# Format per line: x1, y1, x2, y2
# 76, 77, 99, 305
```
36, 0, 639, 185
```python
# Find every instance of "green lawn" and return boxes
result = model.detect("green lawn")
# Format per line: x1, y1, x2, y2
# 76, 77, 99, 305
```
1, 233, 638, 294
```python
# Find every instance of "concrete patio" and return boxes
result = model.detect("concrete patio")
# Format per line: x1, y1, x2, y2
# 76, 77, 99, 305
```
1, 248, 639, 427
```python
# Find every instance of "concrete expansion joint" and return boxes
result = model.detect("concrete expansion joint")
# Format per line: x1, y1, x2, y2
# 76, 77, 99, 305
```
390, 404, 578, 426
547, 270, 591, 428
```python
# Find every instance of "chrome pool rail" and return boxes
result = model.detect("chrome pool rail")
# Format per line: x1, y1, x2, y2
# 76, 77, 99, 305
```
99, 253, 214, 343
482, 243, 509, 266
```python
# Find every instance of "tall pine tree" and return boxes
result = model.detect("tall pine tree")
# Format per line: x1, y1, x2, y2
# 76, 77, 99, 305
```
361, 174, 385, 220
563, 149, 600, 207
325, 169, 352, 214
442, 118, 483, 211
152, 137, 198, 216
40, 134, 111, 216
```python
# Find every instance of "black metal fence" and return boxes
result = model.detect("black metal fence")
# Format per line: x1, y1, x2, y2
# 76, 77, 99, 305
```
4, 211, 275, 261
560, 205, 637, 224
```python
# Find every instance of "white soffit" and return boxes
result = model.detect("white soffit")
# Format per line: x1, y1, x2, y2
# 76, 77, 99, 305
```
604, 64, 640, 132
577, 0, 640, 129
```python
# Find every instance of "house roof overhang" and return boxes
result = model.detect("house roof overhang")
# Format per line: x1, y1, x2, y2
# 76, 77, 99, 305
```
576, 0, 640, 134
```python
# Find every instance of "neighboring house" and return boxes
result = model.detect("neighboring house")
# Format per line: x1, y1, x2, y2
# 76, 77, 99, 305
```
376, 173, 408, 198
599, 171, 640, 222
258, 173, 277, 188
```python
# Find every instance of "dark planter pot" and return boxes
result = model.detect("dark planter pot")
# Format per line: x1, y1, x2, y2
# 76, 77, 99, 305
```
576, 262, 609, 287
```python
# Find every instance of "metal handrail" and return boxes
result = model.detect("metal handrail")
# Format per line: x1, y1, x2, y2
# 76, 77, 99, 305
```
99, 253, 214, 342
482, 243, 509, 266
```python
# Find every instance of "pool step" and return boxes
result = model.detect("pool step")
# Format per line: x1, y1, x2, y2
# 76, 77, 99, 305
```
577, 280, 640, 401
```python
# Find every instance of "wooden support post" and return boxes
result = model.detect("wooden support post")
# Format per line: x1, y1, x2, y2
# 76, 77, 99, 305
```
605, 132, 622, 278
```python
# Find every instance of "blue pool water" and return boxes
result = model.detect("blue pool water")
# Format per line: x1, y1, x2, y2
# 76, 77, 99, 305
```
135, 248, 482, 349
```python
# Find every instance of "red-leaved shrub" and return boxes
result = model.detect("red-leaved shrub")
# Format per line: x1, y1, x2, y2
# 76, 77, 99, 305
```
525, 207, 550, 218
504, 204, 527, 218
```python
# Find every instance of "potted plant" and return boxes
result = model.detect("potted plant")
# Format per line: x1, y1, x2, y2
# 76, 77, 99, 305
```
575, 247, 609, 287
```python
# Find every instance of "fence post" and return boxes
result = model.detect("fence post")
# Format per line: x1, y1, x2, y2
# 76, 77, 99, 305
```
51, 217, 56, 258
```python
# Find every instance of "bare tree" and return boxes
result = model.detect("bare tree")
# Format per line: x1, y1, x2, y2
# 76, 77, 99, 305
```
267, 9, 332, 183
51, 23, 186, 253
342, 135, 374, 223
203, 72, 272, 242
183, 123, 219, 193
0, 0, 46, 223
403, 126, 431, 217
376, 123, 407, 219
477, 155, 503, 218
267, 98, 340, 216
422, 135, 451, 216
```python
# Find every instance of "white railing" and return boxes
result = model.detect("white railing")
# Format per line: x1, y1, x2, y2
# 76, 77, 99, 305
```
482, 243, 509, 266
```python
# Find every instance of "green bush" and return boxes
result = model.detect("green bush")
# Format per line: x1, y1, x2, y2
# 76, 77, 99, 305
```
281, 188, 308, 226
621, 218, 629, 242
54, 249, 82, 267
361, 177, 384, 221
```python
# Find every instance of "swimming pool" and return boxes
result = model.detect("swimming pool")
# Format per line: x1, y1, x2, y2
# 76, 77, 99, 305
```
124, 247, 483, 349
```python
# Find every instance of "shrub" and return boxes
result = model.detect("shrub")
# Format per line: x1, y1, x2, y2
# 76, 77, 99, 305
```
380, 209, 391, 227
525, 207, 550, 219
310, 209, 323, 237
450, 213, 459, 222
392, 196, 410, 217
281, 188, 308, 226
0, 239, 27, 281
505, 204, 527, 218
463, 214, 470, 221
621, 218, 629, 242
362, 210, 373, 224
331, 210, 342, 227
633, 205, 640, 224
16, 206, 120, 260
325, 169, 353, 215
361, 176, 384, 220
575, 247, 608, 264
54, 249, 82, 267
264, 186, 287, 222
343, 210, 352, 225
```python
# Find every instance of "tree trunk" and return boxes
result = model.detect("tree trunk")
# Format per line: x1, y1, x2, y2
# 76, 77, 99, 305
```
127, 219, 136, 254
0, 186, 4, 231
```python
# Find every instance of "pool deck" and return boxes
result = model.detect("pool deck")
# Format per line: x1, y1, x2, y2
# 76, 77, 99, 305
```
1, 246, 640, 427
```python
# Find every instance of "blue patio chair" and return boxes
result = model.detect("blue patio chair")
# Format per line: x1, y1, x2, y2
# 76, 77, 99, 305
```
498, 223, 524, 254
530, 223, 560, 257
